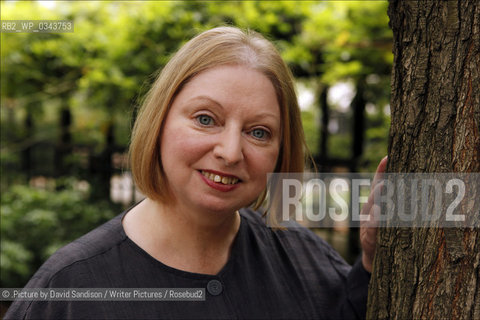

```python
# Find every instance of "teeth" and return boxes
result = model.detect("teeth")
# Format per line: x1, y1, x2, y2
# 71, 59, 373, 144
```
201, 171, 239, 185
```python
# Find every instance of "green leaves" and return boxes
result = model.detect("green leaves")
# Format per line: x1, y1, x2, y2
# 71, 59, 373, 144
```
0, 183, 116, 287
1, 1, 392, 161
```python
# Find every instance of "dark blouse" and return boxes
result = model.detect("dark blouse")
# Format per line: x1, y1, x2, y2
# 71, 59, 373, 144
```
5, 206, 370, 319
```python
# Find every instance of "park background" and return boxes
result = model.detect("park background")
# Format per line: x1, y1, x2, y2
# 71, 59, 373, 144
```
0, 0, 392, 308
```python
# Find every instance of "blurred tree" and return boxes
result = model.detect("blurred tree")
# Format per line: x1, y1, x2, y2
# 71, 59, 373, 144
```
1, 3, 84, 186
290, 2, 392, 171
286, 1, 392, 261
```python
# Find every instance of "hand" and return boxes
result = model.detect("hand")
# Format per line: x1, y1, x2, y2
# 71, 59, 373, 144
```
360, 156, 387, 273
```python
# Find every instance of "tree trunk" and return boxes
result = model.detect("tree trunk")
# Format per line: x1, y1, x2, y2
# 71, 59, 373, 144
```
55, 100, 72, 177
22, 104, 34, 179
367, 1, 480, 319
349, 78, 366, 262
319, 85, 329, 163
351, 77, 366, 165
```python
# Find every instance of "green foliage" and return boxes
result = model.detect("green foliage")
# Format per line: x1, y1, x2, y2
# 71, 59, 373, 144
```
1, 1, 392, 178
301, 110, 319, 156
363, 108, 390, 171
328, 134, 352, 159
0, 182, 117, 287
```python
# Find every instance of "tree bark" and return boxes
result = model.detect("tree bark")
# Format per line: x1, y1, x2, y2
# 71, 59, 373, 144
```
367, 1, 480, 319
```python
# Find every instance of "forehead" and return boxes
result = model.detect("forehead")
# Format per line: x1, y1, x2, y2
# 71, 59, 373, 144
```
172, 65, 281, 120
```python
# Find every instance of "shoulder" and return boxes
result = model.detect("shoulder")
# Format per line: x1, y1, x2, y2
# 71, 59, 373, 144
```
240, 207, 336, 250
239, 207, 350, 271
4, 211, 129, 319
26, 212, 127, 288
238, 207, 354, 310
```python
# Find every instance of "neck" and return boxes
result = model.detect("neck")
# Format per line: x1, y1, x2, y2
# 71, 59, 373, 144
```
123, 198, 241, 275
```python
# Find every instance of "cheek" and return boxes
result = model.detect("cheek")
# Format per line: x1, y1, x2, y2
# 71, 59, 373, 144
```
247, 146, 280, 176
160, 127, 212, 168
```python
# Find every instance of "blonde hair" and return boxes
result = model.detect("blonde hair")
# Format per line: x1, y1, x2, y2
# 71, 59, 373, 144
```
129, 26, 308, 211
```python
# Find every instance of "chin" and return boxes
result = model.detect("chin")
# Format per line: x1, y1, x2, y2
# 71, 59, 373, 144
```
192, 194, 258, 215
202, 204, 240, 215
196, 200, 244, 215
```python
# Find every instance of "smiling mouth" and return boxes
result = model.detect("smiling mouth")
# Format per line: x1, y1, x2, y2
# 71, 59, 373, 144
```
201, 170, 240, 185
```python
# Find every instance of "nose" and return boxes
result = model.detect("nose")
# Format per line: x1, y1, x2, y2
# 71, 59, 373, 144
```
213, 126, 244, 166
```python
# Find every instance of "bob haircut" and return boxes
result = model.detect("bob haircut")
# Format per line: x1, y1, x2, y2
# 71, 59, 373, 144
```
129, 26, 309, 211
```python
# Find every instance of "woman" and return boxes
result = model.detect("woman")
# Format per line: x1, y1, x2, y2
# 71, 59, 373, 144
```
5, 26, 385, 319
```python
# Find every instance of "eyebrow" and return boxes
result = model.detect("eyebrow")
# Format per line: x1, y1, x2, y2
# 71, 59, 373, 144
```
187, 95, 224, 109
187, 95, 280, 121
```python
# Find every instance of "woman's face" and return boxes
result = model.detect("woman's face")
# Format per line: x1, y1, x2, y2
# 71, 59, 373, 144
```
160, 65, 281, 214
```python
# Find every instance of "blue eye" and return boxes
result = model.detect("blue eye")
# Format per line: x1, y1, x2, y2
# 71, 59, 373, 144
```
251, 128, 268, 140
196, 115, 213, 126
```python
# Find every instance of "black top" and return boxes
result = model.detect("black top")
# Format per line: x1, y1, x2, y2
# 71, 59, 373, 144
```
5, 207, 370, 319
